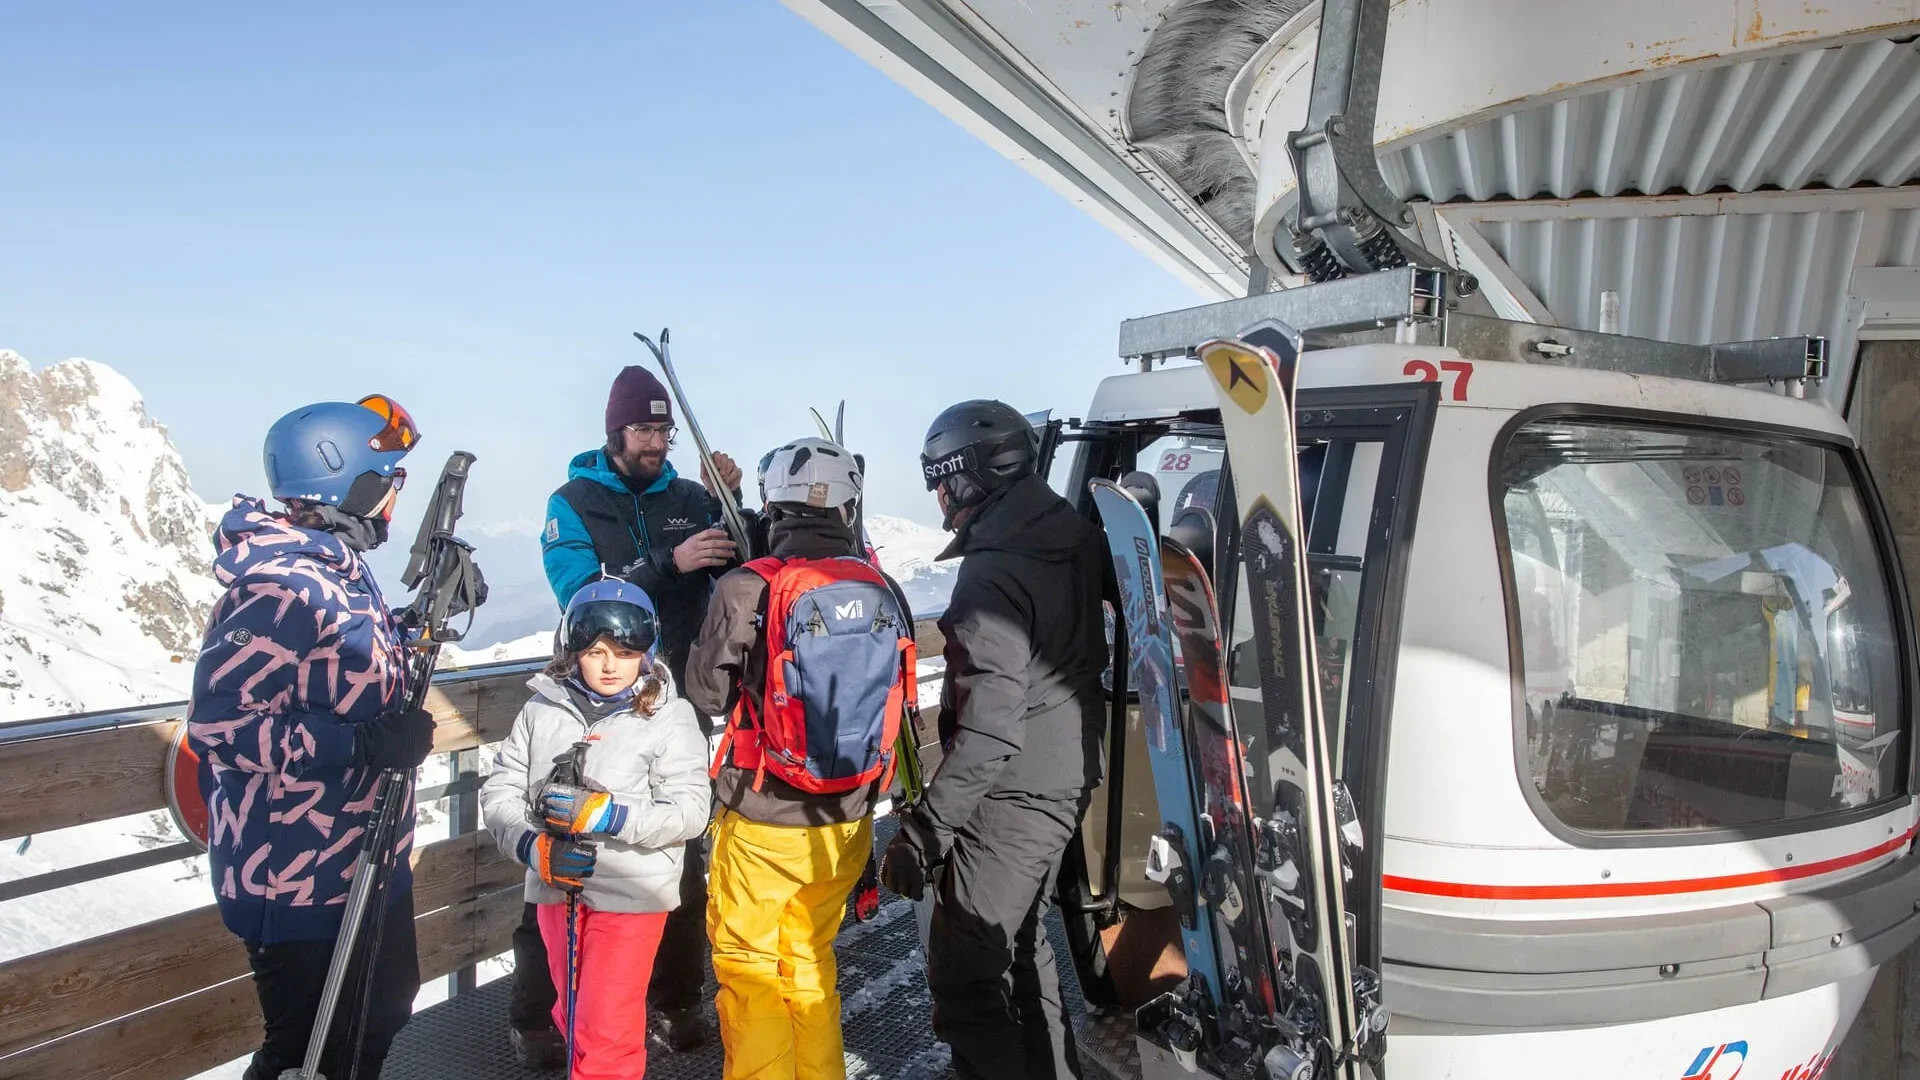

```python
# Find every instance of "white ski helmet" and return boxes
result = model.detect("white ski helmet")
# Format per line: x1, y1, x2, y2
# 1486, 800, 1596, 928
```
758, 437, 863, 515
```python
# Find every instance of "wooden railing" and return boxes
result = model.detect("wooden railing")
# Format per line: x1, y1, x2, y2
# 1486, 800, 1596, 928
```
0, 618, 947, 1080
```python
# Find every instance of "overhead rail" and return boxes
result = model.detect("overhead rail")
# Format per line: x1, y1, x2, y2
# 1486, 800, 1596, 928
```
1118, 267, 1829, 392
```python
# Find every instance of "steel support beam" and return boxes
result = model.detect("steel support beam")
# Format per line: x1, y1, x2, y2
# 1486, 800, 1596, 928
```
1119, 267, 1447, 359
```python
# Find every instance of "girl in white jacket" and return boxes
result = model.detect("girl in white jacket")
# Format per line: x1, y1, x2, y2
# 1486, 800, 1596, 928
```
482, 581, 711, 1080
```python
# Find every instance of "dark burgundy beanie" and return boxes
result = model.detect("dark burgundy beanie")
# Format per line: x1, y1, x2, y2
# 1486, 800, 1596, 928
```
605, 365, 673, 433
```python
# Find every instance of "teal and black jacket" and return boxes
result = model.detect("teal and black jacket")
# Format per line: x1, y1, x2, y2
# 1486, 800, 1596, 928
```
543, 449, 733, 687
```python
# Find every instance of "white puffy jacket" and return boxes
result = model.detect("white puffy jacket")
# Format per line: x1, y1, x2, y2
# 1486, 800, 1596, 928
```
481, 671, 712, 913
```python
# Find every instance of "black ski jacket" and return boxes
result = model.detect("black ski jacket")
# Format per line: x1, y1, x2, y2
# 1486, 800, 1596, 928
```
922, 475, 1108, 840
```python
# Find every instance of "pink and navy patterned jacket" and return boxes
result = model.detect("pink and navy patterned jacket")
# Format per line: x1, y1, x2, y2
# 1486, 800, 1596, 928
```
187, 498, 414, 945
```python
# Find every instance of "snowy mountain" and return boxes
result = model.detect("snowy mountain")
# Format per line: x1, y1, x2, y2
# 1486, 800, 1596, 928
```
866, 513, 957, 617
0, 350, 222, 722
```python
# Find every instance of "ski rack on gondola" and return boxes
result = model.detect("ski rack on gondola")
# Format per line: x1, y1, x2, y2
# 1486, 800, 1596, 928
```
1118, 267, 1828, 391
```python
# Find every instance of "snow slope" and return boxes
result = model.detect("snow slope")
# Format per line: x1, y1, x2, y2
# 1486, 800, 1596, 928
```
439, 630, 553, 666
0, 350, 223, 722
866, 513, 958, 617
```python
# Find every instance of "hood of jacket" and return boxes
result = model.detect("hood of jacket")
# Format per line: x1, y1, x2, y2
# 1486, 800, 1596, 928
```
767, 514, 861, 561
567, 448, 678, 498
939, 474, 1089, 563
213, 496, 363, 585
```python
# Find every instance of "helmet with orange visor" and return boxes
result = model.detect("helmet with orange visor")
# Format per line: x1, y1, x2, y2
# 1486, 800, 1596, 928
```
263, 394, 420, 523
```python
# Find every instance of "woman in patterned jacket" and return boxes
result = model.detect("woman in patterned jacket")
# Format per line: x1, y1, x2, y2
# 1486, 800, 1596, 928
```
187, 395, 438, 1080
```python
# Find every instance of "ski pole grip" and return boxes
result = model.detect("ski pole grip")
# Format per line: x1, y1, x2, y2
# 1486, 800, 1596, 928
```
424, 451, 475, 538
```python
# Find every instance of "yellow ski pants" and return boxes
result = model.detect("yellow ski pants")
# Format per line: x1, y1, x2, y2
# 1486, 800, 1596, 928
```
707, 807, 872, 1080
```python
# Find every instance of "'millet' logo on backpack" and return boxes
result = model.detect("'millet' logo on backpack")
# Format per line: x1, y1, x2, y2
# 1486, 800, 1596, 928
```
835, 600, 864, 620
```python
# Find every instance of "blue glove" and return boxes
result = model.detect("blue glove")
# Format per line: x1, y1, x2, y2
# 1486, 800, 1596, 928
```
517, 830, 597, 893
536, 782, 628, 837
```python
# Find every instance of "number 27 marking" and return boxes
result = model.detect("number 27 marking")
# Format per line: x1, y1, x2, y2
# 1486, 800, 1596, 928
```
1404, 359, 1474, 401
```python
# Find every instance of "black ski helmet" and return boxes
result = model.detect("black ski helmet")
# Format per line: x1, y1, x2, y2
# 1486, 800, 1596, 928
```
921, 399, 1037, 527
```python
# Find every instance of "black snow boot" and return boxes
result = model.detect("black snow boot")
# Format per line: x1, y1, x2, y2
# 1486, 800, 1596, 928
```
650, 1006, 709, 1052
510, 1026, 567, 1071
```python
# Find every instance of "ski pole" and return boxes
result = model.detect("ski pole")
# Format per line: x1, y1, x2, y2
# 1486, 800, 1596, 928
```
564, 890, 581, 1079
283, 452, 485, 1080
631, 330, 752, 556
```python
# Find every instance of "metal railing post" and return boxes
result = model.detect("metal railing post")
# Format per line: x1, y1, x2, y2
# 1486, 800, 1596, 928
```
447, 746, 481, 999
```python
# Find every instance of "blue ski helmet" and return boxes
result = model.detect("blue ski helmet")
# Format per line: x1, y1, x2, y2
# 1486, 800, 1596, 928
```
263, 395, 419, 517
561, 580, 659, 658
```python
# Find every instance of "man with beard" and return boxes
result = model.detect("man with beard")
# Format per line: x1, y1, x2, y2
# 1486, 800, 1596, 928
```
506, 365, 742, 1066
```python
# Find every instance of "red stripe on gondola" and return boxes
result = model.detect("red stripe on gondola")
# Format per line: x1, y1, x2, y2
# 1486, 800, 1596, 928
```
1383, 826, 1916, 900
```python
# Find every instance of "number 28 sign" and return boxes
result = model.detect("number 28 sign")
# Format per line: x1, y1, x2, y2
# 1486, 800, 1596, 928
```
1404, 359, 1474, 401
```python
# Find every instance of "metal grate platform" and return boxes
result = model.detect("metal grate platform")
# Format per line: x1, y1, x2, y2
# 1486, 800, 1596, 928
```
385, 821, 1126, 1080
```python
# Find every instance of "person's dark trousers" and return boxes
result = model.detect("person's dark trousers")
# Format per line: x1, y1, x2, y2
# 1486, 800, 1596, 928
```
649, 837, 711, 1013
241, 890, 421, 1080
509, 902, 558, 1032
926, 793, 1087, 1080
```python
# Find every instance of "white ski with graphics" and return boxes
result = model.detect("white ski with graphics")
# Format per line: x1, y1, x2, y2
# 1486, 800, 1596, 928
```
1201, 328, 1375, 1080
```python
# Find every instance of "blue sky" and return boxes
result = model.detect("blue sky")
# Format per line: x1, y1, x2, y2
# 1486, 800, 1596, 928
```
0, 2, 1195, 630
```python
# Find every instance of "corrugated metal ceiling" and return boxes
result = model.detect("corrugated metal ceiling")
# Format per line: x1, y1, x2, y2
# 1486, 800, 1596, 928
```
1379, 35, 1920, 204
1473, 205, 1920, 367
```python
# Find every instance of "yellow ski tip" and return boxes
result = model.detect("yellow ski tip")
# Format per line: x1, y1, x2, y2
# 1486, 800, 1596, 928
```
1198, 337, 1279, 416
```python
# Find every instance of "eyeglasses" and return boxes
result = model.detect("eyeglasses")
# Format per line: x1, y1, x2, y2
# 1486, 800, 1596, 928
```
390, 467, 407, 492
624, 423, 678, 446
358, 394, 420, 453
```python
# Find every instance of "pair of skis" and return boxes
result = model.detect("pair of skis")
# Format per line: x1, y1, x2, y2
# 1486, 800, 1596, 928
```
633, 329, 753, 557
1093, 325, 1381, 1080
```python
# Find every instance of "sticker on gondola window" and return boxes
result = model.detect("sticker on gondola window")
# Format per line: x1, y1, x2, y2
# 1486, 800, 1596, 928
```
1683, 465, 1745, 507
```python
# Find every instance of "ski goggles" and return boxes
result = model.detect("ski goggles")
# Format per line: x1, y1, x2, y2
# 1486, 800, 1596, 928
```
921, 445, 978, 490
561, 600, 660, 657
357, 394, 420, 453
922, 427, 1036, 490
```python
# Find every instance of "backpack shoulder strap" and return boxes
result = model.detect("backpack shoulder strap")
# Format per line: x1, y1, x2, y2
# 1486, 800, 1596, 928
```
741, 556, 785, 582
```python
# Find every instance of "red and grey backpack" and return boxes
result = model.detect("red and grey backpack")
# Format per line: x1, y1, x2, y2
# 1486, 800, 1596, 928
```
713, 555, 917, 795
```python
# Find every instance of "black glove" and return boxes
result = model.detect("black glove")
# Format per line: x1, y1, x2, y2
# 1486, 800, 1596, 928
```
880, 808, 945, 901
352, 706, 437, 770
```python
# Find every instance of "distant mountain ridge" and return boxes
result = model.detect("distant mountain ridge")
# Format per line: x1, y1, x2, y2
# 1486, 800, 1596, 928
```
440, 512, 959, 666
0, 349, 222, 722
0, 349, 961, 716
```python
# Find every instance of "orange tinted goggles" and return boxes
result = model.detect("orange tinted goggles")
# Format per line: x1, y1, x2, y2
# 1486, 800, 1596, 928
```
357, 394, 420, 453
